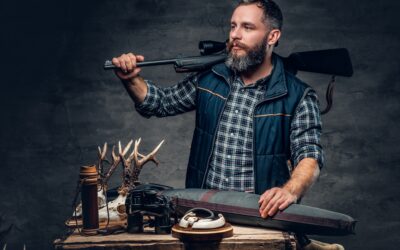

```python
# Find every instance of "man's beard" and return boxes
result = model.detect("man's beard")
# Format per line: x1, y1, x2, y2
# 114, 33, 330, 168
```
225, 37, 268, 73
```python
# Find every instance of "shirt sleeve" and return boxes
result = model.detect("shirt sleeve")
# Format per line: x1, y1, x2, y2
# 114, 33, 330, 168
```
135, 74, 197, 118
290, 89, 324, 169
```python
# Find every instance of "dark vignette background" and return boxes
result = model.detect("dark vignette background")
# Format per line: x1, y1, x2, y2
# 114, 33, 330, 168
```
0, 0, 399, 249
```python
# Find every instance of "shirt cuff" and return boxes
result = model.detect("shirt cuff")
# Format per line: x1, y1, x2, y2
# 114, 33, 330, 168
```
294, 150, 324, 169
134, 80, 157, 117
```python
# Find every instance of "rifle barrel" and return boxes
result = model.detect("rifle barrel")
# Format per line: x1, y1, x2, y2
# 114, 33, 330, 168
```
104, 59, 177, 70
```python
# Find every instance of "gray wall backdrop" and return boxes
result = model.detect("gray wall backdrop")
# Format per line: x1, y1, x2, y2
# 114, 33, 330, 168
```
0, 0, 399, 249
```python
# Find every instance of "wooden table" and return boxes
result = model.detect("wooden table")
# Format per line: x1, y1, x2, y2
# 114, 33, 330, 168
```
54, 224, 297, 250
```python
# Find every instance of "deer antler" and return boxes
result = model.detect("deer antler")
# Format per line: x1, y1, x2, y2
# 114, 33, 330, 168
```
103, 140, 133, 184
97, 142, 108, 176
133, 138, 165, 168
120, 138, 165, 192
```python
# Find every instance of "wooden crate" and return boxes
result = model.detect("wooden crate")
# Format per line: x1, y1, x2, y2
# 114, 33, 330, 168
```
54, 224, 297, 250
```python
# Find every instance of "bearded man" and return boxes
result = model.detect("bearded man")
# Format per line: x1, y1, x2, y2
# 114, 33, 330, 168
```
111, 1, 343, 249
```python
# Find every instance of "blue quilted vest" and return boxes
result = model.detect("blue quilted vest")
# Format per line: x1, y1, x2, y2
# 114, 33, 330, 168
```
185, 54, 312, 194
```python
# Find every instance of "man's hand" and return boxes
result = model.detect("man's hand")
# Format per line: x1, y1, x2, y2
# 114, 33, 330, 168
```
112, 53, 145, 81
258, 158, 320, 219
258, 187, 297, 218
111, 53, 148, 103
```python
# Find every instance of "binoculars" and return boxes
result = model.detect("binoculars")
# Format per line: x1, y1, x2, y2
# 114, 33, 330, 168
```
125, 184, 175, 234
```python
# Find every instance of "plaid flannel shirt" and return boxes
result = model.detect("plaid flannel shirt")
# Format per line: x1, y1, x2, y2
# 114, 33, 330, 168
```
136, 73, 323, 192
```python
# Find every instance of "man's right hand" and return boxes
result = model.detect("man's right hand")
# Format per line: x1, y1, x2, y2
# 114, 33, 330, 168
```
112, 53, 145, 81
111, 53, 148, 103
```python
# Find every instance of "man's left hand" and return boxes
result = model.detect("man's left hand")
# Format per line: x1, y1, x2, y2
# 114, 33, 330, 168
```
258, 187, 297, 218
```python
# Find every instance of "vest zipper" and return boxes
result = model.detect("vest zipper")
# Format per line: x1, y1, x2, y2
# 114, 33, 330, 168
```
200, 71, 231, 188
252, 92, 287, 194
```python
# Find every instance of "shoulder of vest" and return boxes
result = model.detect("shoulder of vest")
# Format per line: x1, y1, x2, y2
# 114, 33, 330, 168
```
196, 68, 214, 81
196, 63, 229, 88
284, 69, 313, 92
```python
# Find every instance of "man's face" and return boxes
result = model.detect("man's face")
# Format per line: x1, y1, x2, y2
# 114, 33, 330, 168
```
226, 4, 271, 72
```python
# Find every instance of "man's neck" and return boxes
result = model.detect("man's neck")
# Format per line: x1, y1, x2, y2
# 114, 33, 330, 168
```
240, 54, 273, 86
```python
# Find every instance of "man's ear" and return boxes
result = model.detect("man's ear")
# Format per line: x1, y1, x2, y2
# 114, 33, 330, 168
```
267, 29, 281, 47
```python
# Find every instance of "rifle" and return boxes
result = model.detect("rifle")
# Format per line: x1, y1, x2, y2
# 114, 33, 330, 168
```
104, 41, 354, 114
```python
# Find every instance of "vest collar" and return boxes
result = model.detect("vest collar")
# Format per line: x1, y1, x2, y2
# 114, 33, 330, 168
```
211, 53, 288, 101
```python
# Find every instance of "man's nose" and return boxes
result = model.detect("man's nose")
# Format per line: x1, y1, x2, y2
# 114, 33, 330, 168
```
230, 27, 242, 40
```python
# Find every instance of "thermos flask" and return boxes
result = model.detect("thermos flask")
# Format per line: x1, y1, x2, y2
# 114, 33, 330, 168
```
80, 165, 99, 235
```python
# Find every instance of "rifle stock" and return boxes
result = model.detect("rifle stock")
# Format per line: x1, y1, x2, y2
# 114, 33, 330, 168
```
281, 48, 353, 77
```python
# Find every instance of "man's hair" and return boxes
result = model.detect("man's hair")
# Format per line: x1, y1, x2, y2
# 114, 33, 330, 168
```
237, 0, 283, 31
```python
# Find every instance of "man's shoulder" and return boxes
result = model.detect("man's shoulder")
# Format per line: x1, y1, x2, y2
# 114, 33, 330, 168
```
284, 70, 312, 90
196, 68, 215, 79
194, 62, 230, 83
283, 70, 317, 99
